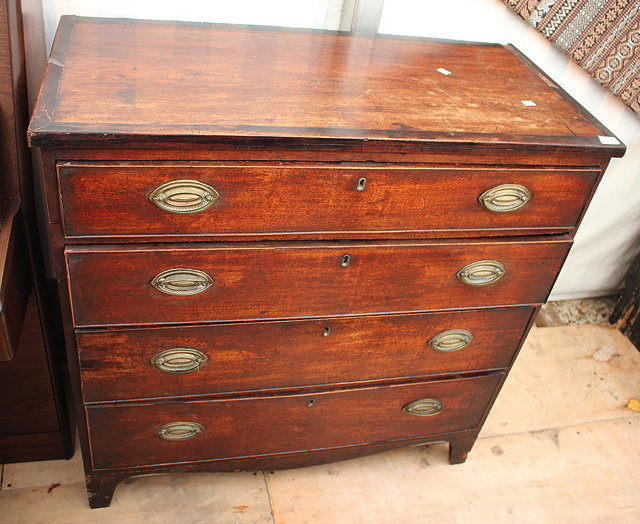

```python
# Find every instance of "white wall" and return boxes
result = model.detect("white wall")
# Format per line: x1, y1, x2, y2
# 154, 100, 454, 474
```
380, 0, 640, 300
33, 0, 640, 300
40, 0, 344, 50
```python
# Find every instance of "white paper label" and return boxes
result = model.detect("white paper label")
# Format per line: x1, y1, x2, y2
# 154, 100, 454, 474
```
521, 100, 537, 106
598, 135, 620, 145
436, 67, 451, 76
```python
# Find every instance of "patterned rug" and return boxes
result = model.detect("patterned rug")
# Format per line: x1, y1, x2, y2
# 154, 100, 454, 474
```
503, 0, 640, 115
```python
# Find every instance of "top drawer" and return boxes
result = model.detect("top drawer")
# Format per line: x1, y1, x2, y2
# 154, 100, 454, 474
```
57, 162, 598, 240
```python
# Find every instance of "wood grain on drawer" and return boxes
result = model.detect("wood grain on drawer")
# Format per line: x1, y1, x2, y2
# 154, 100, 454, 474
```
86, 373, 502, 469
78, 306, 534, 402
57, 163, 598, 239
66, 237, 570, 327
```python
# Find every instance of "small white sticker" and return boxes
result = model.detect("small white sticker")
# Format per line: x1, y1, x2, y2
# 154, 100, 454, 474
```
436, 67, 451, 76
521, 100, 537, 106
598, 135, 620, 145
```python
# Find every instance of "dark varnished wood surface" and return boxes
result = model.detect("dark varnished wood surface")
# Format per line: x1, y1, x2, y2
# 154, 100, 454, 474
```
0, 0, 73, 464
0, 295, 59, 439
0, 0, 28, 199
78, 306, 534, 402
85, 428, 480, 508
57, 162, 598, 239
66, 237, 570, 327
86, 373, 502, 470
50, 146, 614, 168
28, 16, 624, 156
27, 18, 626, 508
0, 201, 32, 360
0, 431, 70, 464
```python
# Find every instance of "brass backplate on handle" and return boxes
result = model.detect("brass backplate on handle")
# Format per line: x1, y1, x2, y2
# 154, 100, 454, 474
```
155, 421, 205, 441
479, 183, 531, 213
456, 260, 505, 286
151, 348, 208, 374
151, 268, 214, 296
429, 329, 473, 352
149, 179, 219, 214
403, 398, 443, 416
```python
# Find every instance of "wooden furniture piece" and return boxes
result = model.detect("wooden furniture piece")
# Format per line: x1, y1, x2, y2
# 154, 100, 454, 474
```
0, 200, 31, 361
0, 0, 73, 463
28, 16, 625, 508
0, 0, 32, 362
611, 252, 640, 348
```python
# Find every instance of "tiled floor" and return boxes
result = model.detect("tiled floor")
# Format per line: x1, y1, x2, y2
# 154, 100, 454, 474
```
1, 323, 639, 523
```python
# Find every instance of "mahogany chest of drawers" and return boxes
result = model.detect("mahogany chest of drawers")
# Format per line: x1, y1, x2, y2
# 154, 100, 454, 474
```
28, 16, 625, 508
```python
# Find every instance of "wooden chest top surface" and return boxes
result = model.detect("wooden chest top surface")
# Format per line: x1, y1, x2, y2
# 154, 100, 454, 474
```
28, 16, 623, 155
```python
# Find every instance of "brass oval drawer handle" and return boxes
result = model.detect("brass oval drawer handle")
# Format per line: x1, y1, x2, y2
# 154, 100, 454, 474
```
155, 421, 205, 441
429, 329, 473, 352
403, 398, 443, 417
151, 348, 208, 374
151, 268, 214, 296
479, 183, 531, 213
149, 180, 219, 214
456, 260, 505, 287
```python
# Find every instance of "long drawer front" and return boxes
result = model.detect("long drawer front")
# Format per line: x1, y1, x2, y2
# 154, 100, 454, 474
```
66, 237, 570, 327
78, 306, 534, 402
86, 373, 502, 470
58, 163, 598, 238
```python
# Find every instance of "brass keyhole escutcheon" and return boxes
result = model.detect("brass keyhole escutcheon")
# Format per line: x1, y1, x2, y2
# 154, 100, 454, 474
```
341, 255, 351, 267
356, 177, 367, 191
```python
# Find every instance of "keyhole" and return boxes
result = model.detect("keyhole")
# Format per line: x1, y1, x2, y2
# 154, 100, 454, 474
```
356, 177, 367, 191
323, 327, 331, 337
341, 255, 351, 267
307, 399, 315, 407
